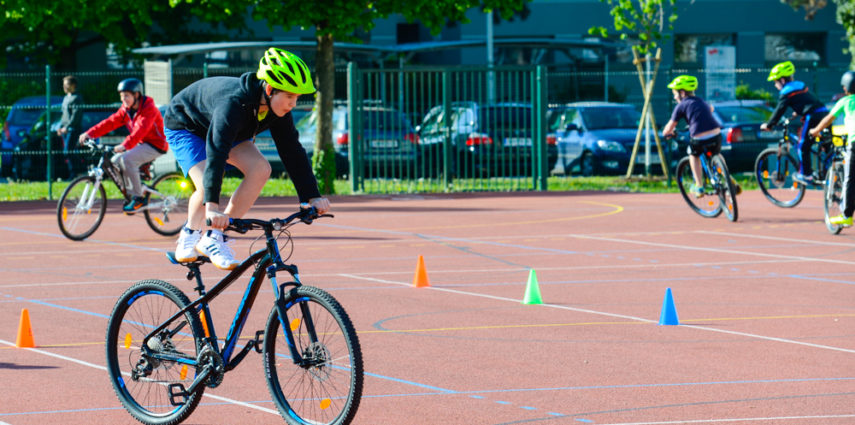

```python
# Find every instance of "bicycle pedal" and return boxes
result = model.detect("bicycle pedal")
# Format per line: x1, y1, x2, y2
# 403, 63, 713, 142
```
167, 383, 189, 406
253, 330, 264, 353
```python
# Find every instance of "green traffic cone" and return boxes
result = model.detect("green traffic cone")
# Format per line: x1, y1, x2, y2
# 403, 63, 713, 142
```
522, 269, 542, 305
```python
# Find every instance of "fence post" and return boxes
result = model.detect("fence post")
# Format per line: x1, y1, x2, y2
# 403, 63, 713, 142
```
534, 66, 548, 191
442, 70, 451, 190
46, 65, 53, 199
347, 62, 362, 193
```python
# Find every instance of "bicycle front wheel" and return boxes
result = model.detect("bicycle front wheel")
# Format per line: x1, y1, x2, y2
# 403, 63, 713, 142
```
105, 280, 205, 425
145, 172, 195, 236
755, 148, 805, 208
676, 156, 722, 218
264, 285, 364, 425
824, 160, 845, 235
57, 175, 107, 241
712, 155, 738, 222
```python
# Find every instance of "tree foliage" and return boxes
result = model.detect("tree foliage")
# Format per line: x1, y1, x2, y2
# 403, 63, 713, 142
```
0, 0, 244, 68
588, 0, 678, 56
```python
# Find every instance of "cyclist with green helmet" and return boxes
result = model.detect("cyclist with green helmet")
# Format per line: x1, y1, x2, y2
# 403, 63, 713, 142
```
164, 47, 329, 270
662, 75, 739, 198
760, 60, 829, 184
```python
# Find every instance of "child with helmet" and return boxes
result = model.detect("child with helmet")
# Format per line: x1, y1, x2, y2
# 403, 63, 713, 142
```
662, 74, 739, 198
163, 47, 329, 270
760, 60, 830, 184
80, 78, 168, 213
809, 71, 855, 227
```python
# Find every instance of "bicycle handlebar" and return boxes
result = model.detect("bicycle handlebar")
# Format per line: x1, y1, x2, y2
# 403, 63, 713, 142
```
81, 137, 113, 153
205, 207, 334, 234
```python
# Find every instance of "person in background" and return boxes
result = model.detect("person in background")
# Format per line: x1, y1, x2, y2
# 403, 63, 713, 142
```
760, 60, 829, 184
80, 78, 167, 213
58, 75, 84, 178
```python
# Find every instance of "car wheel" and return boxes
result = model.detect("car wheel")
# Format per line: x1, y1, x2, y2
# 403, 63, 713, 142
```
580, 152, 596, 177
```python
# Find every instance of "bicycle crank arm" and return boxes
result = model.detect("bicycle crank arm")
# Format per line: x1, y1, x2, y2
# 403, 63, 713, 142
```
168, 364, 212, 406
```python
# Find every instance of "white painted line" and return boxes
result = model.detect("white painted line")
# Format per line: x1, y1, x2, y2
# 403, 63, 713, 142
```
342, 274, 855, 355
0, 339, 280, 415
599, 414, 855, 425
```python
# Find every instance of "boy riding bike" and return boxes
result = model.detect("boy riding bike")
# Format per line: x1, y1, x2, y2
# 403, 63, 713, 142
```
810, 71, 855, 227
662, 75, 740, 198
759, 60, 829, 184
165, 47, 329, 270
79, 78, 168, 214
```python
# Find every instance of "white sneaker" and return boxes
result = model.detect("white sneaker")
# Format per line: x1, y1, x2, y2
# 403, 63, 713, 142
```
196, 230, 240, 270
174, 227, 202, 262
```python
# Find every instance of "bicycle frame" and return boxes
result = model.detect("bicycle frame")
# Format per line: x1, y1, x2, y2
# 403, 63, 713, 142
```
773, 119, 835, 182
139, 223, 307, 392
77, 140, 170, 211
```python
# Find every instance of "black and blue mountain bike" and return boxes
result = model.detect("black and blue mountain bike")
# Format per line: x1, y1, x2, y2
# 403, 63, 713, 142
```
105, 207, 363, 425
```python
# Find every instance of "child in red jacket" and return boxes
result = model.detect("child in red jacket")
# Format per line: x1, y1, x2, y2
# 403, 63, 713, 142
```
80, 78, 168, 213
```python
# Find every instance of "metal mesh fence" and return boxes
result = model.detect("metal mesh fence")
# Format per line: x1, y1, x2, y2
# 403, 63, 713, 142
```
1, 64, 848, 197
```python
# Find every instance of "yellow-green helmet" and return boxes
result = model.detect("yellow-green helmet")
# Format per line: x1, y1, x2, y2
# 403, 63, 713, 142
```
767, 61, 795, 81
256, 48, 315, 94
667, 75, 698, 91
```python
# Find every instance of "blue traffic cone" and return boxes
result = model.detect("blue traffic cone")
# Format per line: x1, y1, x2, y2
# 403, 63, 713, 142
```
658, 288, 680, 326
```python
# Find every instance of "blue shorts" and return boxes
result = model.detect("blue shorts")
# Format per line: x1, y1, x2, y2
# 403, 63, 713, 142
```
165, 128, 248, 176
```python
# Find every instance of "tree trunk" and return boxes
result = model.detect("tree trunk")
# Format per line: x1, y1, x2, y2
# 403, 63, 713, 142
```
313, 32, 336, 194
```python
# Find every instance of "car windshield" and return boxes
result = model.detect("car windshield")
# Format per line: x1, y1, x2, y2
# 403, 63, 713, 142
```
580, 107, 640, 130
296, 109, 347, 132
713, 106, 772, 124
479, 106, 532, 129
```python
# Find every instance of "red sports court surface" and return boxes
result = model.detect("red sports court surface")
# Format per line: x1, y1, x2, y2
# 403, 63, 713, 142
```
0, 189, 853, 425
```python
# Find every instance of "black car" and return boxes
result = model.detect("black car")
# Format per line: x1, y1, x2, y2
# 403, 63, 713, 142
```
418, 101, 557, 177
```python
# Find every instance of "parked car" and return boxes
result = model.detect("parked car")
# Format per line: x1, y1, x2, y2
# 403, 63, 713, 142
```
11, 106, 127, 180
550, 102, 660, 176
418, 101, 557, 177
2, 95, 64, 176
296, 104, 422, 178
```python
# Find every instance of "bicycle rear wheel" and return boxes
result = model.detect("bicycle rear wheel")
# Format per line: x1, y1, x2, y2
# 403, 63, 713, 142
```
105, 280, 205, 425
824, 160, 845, 235
144, 172, 195, 236
754, 148, 805, 208
676, 156, 722, 218
57, 175, 107, 241
264, 285, 363, 425
712, 155, 738, 222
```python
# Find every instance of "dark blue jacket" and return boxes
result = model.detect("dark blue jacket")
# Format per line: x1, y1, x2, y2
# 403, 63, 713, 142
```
165, 72, 319, 204
766, 80, 828, 127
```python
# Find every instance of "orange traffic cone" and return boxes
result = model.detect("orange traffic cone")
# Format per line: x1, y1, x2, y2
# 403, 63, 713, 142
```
16, 308, 35, 348
413, 255, 430, 288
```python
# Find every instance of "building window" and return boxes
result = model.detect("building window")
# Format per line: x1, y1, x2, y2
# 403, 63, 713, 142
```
674, 34, 734, 64
765, 33, 824, 63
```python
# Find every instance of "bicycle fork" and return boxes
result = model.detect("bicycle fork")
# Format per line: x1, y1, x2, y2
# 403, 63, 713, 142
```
270, 264, 321, 368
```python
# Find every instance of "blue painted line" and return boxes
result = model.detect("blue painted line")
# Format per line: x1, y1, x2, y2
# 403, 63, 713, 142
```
520, 406, 537, 410
469, 395, 485, 399
16, 297, 110, 319
363, 371, 457, 393
495, 400, 512, 405
575, 418, 594, 423
789, 274, 855, 286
